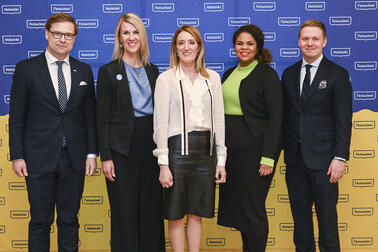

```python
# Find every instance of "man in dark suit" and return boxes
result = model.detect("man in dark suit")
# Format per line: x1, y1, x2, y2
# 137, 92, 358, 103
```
281, 19, 352, 252
9, 13, 97, 252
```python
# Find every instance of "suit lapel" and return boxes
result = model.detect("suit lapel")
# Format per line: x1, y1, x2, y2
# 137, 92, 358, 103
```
291, 61, 302, 110
117, 61, 134, 113
65, 57, 79, 112
145, 65, 156, 97
302, 57, 329, 108
38, 52, 61, 110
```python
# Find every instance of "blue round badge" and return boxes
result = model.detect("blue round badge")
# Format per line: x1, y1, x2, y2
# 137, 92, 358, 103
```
116, 74, 123, 81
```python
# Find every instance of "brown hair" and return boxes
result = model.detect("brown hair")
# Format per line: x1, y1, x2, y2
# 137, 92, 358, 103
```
298, 19, 327, 39
45, 13, 78, 35
169, 25, 209, 78
113, 13, 150, 66
232, 24, 272, 63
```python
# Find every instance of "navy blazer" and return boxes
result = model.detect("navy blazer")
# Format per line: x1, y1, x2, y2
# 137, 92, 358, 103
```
222, 63, 283, 162
9, 52, 97, 172
282, 56, 353, 170
96, 60, 159, 161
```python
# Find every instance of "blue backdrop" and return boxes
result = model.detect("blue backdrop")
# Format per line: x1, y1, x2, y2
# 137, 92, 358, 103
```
1, 1, 378, 250
1, 0, 377, 115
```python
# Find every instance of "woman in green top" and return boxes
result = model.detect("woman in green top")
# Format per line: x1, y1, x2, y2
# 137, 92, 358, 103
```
217, 24, 283, 252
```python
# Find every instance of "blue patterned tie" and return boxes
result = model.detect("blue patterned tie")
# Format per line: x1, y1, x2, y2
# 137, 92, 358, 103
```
56, 61, 68, 111
56, 61, 67, 147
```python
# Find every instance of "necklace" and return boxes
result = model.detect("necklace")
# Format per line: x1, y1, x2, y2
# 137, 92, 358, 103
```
134, 67, 141, 79
133, 66, 147, 86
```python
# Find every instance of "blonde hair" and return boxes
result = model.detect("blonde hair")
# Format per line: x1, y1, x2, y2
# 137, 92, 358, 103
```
298, 19, 327, 39
169, 25, 209, 78
112, 13, 150, 66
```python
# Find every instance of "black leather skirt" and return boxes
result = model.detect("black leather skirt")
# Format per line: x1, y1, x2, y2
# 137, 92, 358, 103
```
162, 131, 216, 220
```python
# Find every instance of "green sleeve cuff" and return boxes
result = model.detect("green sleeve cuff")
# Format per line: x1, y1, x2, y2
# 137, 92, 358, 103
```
260, 157, 274, 167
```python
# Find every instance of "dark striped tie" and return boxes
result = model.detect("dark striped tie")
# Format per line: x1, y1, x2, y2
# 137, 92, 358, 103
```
301, 64, 312, 104
56, 61, 67, 147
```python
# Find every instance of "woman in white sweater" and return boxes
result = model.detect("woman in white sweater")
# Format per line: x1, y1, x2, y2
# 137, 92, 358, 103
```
153, 25, 227, 252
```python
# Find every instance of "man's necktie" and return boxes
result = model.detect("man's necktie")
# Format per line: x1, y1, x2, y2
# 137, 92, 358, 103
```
301, 64, 312, 103
56, 61, 68, 111
56, 61, 67, 147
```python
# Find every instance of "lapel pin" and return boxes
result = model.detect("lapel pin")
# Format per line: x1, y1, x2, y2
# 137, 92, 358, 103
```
116, 74, 123, 81
73, 69, 77, 72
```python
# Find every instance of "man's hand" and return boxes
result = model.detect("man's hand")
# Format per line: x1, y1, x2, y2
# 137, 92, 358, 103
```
327, 159, 345, 183
12, 159, 28, 177
102, 160, 115, 182
85, 157, 97, 176
159, 165, 173, 188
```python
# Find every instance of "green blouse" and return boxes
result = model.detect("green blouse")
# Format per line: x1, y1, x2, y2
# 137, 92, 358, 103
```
222, 60, 258, 115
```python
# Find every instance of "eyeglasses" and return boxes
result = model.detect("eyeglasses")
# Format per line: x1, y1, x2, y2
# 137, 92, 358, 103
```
49, 31, 75, 41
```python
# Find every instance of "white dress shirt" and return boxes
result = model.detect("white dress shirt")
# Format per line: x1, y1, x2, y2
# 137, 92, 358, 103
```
300, 54, 323, 95
45, 49, 71, 99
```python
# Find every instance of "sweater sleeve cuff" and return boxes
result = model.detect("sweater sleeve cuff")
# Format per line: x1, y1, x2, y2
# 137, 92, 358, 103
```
260, 157, 274, 167
158, 154, 169, 166
217, 156, 226, 166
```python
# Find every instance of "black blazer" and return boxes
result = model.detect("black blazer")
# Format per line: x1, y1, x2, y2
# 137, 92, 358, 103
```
9, 52, 97, 172
282, 56, 353, 170
222, 63, 283, 162
96, 60, 159, 161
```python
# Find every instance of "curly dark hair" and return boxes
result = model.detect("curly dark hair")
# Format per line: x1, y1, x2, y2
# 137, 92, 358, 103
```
232, 24, 272, 63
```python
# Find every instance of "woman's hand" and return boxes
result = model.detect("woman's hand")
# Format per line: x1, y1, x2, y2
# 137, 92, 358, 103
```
102, 160, 115, 182
159, 165, 173, 188
215, 165, 226, 183
258, 164, 273, 176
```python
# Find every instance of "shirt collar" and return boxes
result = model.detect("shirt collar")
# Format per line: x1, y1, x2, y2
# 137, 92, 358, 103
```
177, 65, 205, 81
302, 54, 323, 69
45, 49, 70, 66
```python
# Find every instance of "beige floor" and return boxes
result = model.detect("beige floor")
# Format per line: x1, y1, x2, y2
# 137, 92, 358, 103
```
2, 249, 377, 252
3, 248, 376, 251
2, 248, 376, 251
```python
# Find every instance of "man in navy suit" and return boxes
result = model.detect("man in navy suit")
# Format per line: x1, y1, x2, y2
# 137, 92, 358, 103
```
281, 19, 352, 252
9, 13, 97, 252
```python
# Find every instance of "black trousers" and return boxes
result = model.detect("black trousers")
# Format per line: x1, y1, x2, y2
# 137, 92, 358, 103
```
286, 146, 340, 252
25, 149, 84, 252
107, 116, 165, 252
241, 232, 267, 252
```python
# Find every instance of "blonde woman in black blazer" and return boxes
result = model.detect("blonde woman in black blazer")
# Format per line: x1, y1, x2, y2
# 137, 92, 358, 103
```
217, 24, 283, 252
97, 13, 164, 252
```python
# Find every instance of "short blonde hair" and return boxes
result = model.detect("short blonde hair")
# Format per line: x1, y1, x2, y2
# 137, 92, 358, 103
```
112, 13, 150, 66
298, 19, 327, 39
169, 25, 209, 78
